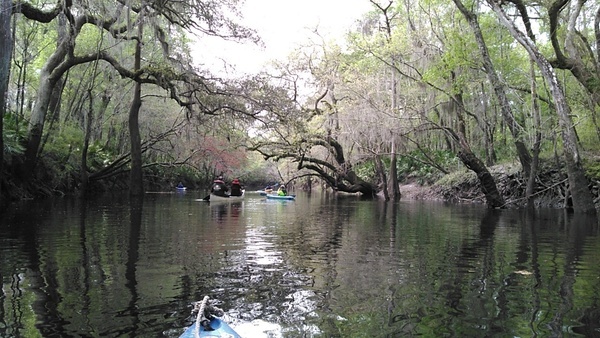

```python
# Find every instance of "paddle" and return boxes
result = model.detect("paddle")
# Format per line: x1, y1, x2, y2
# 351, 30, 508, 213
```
202, 194, 210, 201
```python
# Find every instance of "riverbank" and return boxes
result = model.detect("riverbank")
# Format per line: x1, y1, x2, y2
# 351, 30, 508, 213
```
399, 162, 600, 209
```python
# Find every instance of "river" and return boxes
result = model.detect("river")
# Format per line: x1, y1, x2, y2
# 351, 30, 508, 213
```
1, 190, 599, 337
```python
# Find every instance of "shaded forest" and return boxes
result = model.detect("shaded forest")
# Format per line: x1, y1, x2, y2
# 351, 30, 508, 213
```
1, 0, 600, 213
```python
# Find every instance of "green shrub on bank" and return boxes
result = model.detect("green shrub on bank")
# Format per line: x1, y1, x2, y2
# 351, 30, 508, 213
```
397, 150, 457, 185
352, 149, 457, 186
583, 157, 600, 182
2, 112, 27, 163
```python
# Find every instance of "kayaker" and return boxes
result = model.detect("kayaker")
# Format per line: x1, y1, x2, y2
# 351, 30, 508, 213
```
211, 176, 228, 197
230, 178, 243, 196
277, 184, 287, 196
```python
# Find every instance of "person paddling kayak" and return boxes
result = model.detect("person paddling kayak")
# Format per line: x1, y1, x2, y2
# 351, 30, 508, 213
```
211, 176, 228, 197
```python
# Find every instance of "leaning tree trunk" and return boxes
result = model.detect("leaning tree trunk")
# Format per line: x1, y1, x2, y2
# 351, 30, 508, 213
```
23, 70, 58, 177
448, 89, 506, 208
294, 136, 378, 196
457, 148, 505, 208
489, 1, 596, 214
453, 0, 532, 178
22, 13, 70, 179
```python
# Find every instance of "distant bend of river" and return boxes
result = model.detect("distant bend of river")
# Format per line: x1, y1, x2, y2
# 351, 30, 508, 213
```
1, 191, 599, 337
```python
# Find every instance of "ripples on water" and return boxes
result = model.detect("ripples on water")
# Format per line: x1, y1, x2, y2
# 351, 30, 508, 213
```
1, 192, 600, 337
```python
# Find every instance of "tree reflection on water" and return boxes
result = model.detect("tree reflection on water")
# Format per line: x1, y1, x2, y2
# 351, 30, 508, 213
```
0, 193, 599, 337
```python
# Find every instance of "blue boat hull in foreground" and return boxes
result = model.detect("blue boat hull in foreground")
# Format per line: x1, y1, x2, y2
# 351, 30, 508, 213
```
265, 194, 295, 200
180, 317, 241, 338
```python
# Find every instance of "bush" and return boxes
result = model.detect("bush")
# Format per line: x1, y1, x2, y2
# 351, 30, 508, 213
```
397, 150, 457, 185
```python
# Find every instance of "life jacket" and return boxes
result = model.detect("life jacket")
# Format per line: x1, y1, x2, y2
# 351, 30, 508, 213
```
230, 180, 242, 196
211, 179, 228, 196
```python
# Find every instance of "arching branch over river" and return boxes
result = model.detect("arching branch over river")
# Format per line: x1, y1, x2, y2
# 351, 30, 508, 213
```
249, 135, 379, 196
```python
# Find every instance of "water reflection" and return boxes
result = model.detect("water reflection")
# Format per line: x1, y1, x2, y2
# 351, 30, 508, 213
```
1, 194, 600, 337
122, 197, 143, 336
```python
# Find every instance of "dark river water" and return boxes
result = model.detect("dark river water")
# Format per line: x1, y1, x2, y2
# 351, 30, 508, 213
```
1, 190, 600, 337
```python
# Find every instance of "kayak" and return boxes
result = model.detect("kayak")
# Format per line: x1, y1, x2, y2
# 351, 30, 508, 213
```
181, 296, 242, 338
176, 186, 187, 191
209, 190, 245, 201
265, 194, 295, 200
180, 317, 242, 338
256, 189, 274, 196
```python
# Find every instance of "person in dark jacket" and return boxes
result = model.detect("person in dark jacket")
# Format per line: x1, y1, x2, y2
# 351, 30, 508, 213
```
211, 176, 228, 197
230, 178, 243, 196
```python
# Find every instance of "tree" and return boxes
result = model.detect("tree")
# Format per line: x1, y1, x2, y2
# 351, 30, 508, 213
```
370, 0, 401, 201
251, 133, 379, 196
349, 0, 506, 207
129, 12, 144, 197
14, 2, 71, 179
545, 0, 600, 114
487, 0, 596, 213
11, 0, 257, 194
241, 68, 380, 196
0, 0, 12, 204
452, 0, 533, 179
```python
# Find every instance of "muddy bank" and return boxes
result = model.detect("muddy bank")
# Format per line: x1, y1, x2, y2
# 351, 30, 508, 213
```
399, 164, 600, 209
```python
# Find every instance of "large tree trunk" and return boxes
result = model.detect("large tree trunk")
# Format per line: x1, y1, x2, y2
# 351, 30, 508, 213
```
447, 88, 506, 208
285, 135, 378, 196
480, 87, 497, 167
527, 59, 542, 209
388, 140, 401, 201
489, 1, 596, 214
22, 13, 69, 179
22, 73, 55, 176
453, 0, 532, 178
375, 154, 390, 201
129, 22, 144, 197
378, 5, 401, 202
457, 149, 505, 207
129, 84, 143, 197
80, 90, 93, 196
0, 0, 11, 205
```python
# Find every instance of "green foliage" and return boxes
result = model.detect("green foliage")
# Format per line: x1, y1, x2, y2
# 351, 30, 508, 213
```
29, 26, 58, 73
349, 150, 458, 186
145, 164, 205, 190
232, 154, 280, 188
2, 112, 27, 162
86, 141, 114, 172
574, 112, 600, 152
5, 0, 600, 201
583, 158, 600, 181
436, 169, 478, 188
397, 150, 457, 184
422, 20, 479, 93
37, 126, 85, 190
44, 125, 84, 161
74, 24, 105, 55
354, 161, 377, 182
